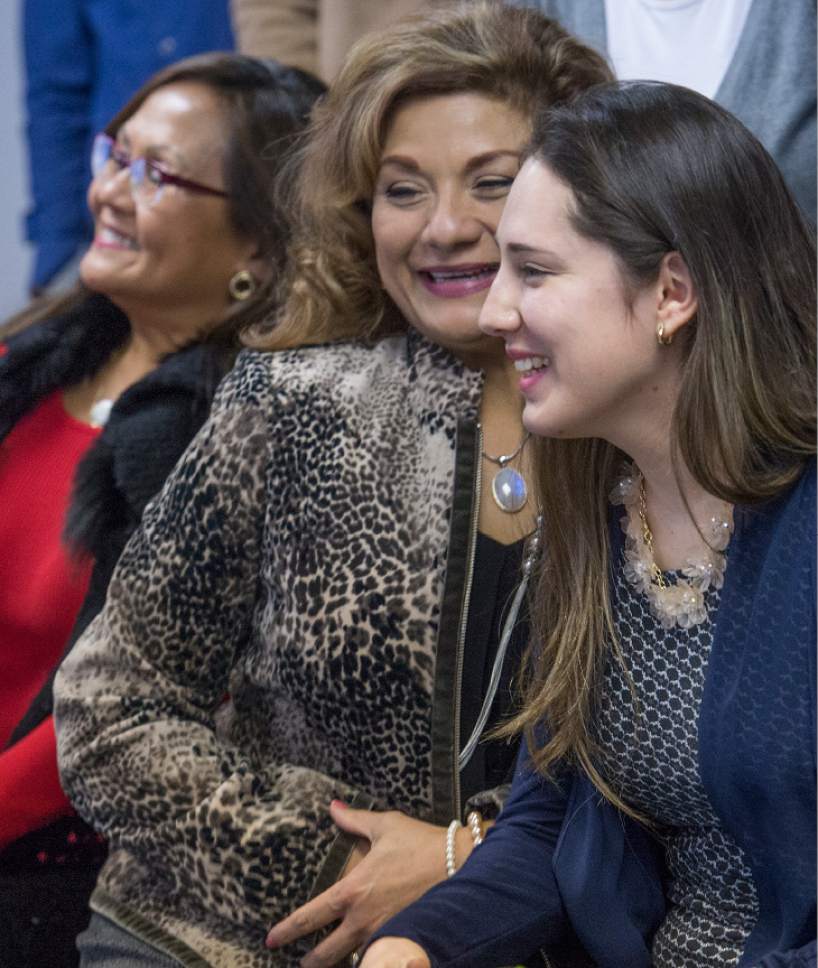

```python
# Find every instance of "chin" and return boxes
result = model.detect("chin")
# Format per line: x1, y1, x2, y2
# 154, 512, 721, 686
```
522, 406, 571, 441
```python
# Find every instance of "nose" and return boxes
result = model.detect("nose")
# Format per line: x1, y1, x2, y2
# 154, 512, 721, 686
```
90, 166, 134, 212
479, 265, 520, 337
420, 189, 482, 251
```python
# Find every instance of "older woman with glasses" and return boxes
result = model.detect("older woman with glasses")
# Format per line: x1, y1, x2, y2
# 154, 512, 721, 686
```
0, 52, 324, 968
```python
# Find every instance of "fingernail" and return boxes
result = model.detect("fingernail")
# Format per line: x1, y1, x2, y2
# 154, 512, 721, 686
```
331, 799, 349, 809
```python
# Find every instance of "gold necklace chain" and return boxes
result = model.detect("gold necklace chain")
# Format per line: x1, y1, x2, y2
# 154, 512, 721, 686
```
638, 475, 669, 590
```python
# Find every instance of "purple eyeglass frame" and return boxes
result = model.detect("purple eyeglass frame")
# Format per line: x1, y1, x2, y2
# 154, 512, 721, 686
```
91, 133, 228, 199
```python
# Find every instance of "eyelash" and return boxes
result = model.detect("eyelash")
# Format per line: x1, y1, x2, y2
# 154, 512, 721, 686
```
520, 264, 551, 281
382, 175, 514, 204
475, 176, 513, 194
384, 185, 422, 202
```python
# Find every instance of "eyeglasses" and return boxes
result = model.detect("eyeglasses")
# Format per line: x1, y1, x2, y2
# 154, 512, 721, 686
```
90, 133, 228, 206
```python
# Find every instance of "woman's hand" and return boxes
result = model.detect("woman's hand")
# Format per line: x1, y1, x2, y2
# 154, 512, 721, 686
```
266, 800, 464, 967
359, 938, 431, 968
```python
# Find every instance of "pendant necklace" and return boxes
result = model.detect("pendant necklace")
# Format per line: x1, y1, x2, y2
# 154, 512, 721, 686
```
483, 431, 530, 513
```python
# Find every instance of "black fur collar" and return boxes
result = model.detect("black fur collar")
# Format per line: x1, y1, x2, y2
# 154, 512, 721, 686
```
0, 294, 130, 440
1, 294, 230, 559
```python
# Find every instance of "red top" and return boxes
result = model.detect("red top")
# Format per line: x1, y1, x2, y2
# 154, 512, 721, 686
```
0, 389, 100, 849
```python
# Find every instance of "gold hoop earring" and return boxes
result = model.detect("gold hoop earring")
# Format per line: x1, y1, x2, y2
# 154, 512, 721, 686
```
229, 269, 257, 301
656, 321, 674, 346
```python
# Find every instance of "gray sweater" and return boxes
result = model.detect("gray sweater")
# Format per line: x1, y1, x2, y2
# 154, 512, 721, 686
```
514, 0, 816, 221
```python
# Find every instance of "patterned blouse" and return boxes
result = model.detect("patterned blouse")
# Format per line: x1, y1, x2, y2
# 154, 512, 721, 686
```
594, 562, 759, 967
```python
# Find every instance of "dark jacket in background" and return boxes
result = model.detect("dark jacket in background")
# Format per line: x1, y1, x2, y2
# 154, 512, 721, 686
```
2, 293, 231, 745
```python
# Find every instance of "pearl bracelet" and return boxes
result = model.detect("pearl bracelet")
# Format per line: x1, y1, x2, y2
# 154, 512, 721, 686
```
445, 818, 461, 877
446, 812, 486, 878
466, 810, 484, 847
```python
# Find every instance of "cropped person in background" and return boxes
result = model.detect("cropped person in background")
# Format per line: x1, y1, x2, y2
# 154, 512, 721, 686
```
362, 80, 816, 968
23, 0, 235, 296
0, 53, 323, 968
511, 0, 817, 220
54, 5, 611, 966
231, 0, 428, 80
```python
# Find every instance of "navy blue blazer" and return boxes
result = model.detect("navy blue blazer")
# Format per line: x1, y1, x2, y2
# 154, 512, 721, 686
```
375, 463, 816, 968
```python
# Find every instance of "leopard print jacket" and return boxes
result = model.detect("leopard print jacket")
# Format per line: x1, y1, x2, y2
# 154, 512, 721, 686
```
55, 332, 499, 966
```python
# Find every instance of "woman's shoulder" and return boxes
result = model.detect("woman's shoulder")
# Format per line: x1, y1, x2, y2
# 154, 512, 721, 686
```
217, 336, 412, 405
738, 458, 816, 548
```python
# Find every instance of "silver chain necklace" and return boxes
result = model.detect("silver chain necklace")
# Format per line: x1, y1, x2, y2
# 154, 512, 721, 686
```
482, 431, 531, 513
459, 516, 542, 770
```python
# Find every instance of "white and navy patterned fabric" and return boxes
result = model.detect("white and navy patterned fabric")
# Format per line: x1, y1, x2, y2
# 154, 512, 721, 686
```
595, 564, 758, 967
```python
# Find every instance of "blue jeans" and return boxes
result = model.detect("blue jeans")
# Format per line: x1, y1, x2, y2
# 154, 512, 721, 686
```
76, 914, 182, 967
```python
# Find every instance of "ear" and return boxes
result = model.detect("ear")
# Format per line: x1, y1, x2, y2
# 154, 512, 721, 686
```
244, 251, 275, 289
656, 251, 697, 339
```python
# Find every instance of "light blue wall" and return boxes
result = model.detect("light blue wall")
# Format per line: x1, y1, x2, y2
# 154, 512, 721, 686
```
0, 3, 33, 320
0, 0, 31, 319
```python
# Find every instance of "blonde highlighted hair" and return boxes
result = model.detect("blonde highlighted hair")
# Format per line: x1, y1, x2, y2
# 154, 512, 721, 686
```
247, 0, 612, 350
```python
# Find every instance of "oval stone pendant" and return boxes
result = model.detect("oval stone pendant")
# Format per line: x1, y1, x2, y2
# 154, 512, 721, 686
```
491, 467, 528, 513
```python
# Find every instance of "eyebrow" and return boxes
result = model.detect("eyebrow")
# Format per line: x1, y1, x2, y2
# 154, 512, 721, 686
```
506, 242, 559, 259
378, 149, 522, 175
505, 242, 565, 262
116, 126, 182, 166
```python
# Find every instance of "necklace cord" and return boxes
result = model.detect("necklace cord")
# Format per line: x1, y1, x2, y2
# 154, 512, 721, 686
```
458, 520, 541, 772
481, 431, 531, 467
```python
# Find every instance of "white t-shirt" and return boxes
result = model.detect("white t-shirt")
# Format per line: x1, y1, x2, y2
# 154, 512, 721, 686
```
603, 0, 754, 98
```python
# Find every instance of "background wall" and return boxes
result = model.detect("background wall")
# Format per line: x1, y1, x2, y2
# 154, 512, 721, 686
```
0, 3, 34, 320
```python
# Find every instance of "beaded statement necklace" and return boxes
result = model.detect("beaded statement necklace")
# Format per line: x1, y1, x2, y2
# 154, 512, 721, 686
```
609, 464, 734, 630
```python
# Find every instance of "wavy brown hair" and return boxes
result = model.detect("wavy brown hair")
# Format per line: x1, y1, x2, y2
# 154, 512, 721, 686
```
505, 82, 816, 820
248, 0, 612, 350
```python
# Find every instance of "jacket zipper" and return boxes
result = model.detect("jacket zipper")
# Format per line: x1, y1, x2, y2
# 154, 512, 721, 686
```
452, 425, 554, 968
452, 422, 482, 817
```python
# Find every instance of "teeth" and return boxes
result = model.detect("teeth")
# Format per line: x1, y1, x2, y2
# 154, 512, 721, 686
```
99, 226, 138, 249
514, 355, 550, 372
427, 266, 495, 282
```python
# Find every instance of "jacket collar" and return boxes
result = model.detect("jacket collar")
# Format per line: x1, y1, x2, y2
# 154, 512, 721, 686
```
0, 293, 129, 441
404, 327, 484, 428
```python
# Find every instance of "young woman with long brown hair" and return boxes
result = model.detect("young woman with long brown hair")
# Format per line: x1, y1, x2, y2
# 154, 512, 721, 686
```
361, 81, 816, 968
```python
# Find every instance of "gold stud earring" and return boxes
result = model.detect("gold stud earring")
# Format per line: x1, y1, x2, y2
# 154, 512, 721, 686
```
656, 321, 674, 345
228, 269, 257, 301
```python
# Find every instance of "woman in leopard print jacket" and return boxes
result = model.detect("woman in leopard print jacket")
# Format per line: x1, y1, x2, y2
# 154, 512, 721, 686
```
54, 5, 610, 967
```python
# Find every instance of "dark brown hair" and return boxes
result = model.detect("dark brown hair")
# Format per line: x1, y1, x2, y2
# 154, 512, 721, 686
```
509, 81, 816, 819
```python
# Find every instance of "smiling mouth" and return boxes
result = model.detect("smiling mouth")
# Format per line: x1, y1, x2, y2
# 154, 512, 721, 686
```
418, 264, 498, 298
420, 264, 497, 283
95, 226, 139, 251
514, 355, 550, 372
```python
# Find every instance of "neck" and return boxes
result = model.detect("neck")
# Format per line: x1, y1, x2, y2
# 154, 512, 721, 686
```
111, 295, 224, 356
481, 351, 520, 398
619, 433, 731, 569
618, 422, 709, 520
